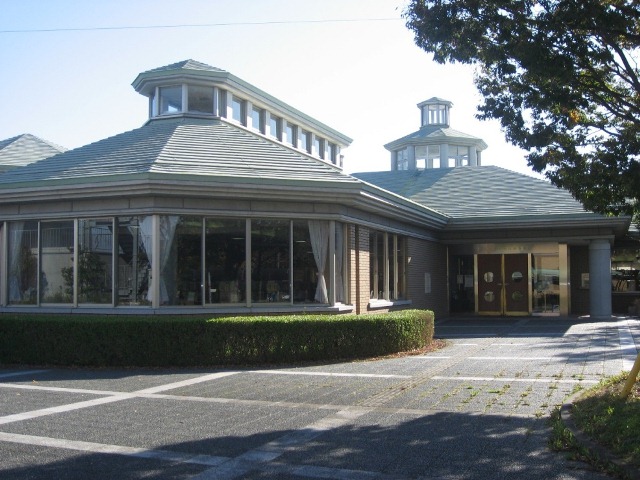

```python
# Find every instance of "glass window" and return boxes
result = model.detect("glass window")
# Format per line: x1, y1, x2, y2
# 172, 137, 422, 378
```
205, 219, 246, 304
217, 88, 227, 117
428, 145, 440, 168
116, 217, 151, 306
293, 221, 319, 303
252, 107, 264, 133
532, 254, 560, 314
285, 122, 296, 146
328, 143, 337, 165
231, 96, 244, 124
159, 86, 182, 114
188, 85, 214, 114
41, 220, 74, 303
397, 148, 409, 170
449, 145, 469, 167
425, 104, 447, 125
8, 221, 38, 305
370, 231, 407, 301
269, 115, 282, 140
314, 137, 325, 159
251, 219, 290, 303
150, 90, 158, 117
370, 231, 385, 299
396, 236, 407, 300
300, 130, 310, 153
78, 219, 113, 304
160, 216, 202, 306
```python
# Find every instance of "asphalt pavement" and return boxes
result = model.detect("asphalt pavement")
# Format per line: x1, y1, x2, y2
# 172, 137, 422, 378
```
1, 315, 638, 479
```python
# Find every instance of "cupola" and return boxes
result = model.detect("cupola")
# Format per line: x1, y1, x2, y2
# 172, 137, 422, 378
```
384, 98, 488, 171
131, 60, 352, 168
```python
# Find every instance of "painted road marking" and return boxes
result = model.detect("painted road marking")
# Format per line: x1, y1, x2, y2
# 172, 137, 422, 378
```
431, 375, 598, 384
135, 371, 240, 394
0, 431, 228, 466
0, 372, 241, 426
0, 369, 49, 379
190, 407, 372, 480
468, 356, 554, 361
251, 370, 411, 379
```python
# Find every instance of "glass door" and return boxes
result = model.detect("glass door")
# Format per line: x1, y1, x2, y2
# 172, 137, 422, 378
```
477, 254, 530, 315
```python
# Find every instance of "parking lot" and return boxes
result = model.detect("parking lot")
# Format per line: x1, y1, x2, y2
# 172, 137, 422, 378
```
1, 316, 638, 479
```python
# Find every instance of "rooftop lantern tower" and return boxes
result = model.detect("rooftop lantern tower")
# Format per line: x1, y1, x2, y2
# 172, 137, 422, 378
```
384, 97, 488, 171
131, 59, 351, 168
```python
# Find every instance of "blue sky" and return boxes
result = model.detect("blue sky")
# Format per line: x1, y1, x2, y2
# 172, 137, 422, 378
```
0, 0, 533, 175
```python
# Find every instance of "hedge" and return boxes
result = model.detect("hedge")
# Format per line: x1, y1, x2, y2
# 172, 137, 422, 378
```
0, 309, 434, 367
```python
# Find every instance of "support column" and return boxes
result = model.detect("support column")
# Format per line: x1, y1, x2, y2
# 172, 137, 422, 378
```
408, 146, 416, 170
589, 239, 612, 319
440, 144, 449, 168
469, 147, 478, 166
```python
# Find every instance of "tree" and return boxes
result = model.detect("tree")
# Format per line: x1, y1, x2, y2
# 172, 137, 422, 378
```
404, 0, 640, 218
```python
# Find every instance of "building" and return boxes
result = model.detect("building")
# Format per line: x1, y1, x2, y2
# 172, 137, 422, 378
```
0, 60, 631, 318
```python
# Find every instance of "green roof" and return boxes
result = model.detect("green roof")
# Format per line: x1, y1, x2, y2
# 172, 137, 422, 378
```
0, 118, 358, 189
0, 134, 66, 171
352, 167, 591, 219
384, 125, 488, 151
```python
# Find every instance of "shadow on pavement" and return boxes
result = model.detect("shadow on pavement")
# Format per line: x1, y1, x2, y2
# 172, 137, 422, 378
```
0, 410, 606, 480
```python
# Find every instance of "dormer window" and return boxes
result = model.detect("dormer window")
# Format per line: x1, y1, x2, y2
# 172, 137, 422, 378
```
397, 148, 409, 170
159, 86, 182, 115
269, 114, 282, 140
231, 96, 245, 124
285, 122, 296, 147
251, 106, 264, 133
188, 86, 214, 114
300, 130, 311, 153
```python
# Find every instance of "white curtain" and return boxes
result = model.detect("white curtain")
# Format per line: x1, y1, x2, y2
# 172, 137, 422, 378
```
335, 223, 344, 303
158, 216, 179, 304
8, 222, 24, 302
139, 215, 179, 304
138, 216, 154, 303
308, 220, 329, 303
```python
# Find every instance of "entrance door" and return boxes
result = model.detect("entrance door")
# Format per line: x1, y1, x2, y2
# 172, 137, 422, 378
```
477, 254, 529, 315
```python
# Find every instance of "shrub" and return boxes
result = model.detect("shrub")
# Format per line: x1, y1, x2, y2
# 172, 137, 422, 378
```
0, 309, 434, 367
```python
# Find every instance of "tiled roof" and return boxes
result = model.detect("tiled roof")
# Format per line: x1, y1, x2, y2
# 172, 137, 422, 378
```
0, 134, 66, 170
139, 59, 226, 74
384, 125, 487, 150
0, 118, 358, 188
352, 166, 590, 219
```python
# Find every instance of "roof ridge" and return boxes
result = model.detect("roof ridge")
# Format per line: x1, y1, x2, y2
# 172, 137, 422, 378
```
140, 59, 227, 75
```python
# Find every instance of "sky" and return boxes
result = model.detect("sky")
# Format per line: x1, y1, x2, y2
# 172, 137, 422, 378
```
0, 0, 536, 176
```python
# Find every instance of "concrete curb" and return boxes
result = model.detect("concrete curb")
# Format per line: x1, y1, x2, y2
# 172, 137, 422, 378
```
560, 396, 637, 479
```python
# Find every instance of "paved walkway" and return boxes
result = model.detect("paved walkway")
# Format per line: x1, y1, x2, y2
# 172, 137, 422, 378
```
0, 316, 638, 479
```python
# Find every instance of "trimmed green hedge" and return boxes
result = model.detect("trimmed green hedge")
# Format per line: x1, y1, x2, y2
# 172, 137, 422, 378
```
0, 309, 434, 367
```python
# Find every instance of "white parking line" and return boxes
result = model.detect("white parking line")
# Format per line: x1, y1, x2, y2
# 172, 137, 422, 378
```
406, 356, 452, 359
135, 371, 240, 394
431, 375, 598, 384
251, 370, 411, 379
468, 357, 554, 361
0, 372, 241, 426
0, 382, 122, 396
0, 369, 49, 379
190, 407, 372, 480
0, 394, 135, 426
0, 431, 228, 466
